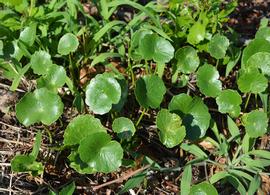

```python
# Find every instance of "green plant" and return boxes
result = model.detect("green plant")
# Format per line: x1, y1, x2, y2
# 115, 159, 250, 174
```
2, 0, 270, 194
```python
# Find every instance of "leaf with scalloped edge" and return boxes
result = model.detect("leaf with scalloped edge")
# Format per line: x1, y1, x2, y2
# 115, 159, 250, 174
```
16, 88, 63, 126
208, 34, 230, 59
216, 90, 242, 117
85, 73, 121, 115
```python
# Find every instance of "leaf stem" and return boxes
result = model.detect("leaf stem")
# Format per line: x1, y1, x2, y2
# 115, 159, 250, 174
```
244, 93, 252, 111
216, 59, 219, 69
29, 0, 36, 17
136, 108, 146, 127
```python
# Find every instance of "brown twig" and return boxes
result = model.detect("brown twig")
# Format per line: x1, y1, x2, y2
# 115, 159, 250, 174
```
92, 164, 151, 191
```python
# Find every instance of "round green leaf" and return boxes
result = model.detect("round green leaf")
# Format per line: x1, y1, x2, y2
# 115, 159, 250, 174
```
139, 34, 174, 64
135, 75, 166, 109
197, 64, 222, 97
153, 36, 174, 64
216, 90, 242, 117
237, 68, 268, 94
208, 34, 230, 59
85, 73, 121, 115
57, 33, 79, 55
189, 182, 218, 195
64, 114, 106, 146
175, 46, 200, 74
112, 117, 136, 139
255, 27, 270, 42
68, 151, 95, 174
78, 132, 123, 173
242, 110, 268, 138
242, 38, 270, 67
169, 94, 211, 140
37, 64, 67, 91
246, 52, 270, 77
30, 51, 53, 75
156, 109, 186, 148
16, 88, 63, 126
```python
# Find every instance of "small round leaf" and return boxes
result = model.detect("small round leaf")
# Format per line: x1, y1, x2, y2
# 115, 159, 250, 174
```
57, 33, 79, 55
64, 114, 106, 146
242, 110, 268, 138
153, 36, 174, 64
16, 88, 63, 126
156, 109, 186, 148
197, 64, 222, 97
78, 132, 123, 173
208, 34, 230, 59
112, 117, 136, 139
216, 90, 242, 117
135, 75, 166, 109
175, 46, 200, 74
85, 73, 121, 115
190, 182, 218, 195
30, 51, 53, 75
237, 69, 268, 94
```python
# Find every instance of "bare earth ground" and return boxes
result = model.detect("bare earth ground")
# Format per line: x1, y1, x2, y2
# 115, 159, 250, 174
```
1, 0, 270, 194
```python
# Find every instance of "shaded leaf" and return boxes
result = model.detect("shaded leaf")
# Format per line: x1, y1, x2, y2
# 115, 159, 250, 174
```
169, 94, 211, 140
112, 117, 136, 139
189, 182, 218, 195
135, 75, 166, 109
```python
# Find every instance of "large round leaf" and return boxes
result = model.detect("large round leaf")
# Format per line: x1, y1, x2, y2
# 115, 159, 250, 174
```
237, 69, 268, 94
37, 64, 67, 91
246, 52, 270, 77
112, 117, 136, 139
216, 90, 242, 117
156, 109, 186, 148
169, 94, 211, 140
63, 115, 106, 146
175, 46, 200, 74
242, 110, 268, 138
85, 73, 121, 115
190, 182, 218, 195
197, 64, 222, 97
208, 34, 230, 59
16, 88, 63, 126
78, 132, 123, 173
135, 75, 166, 109
30, 51, 53, 75
242, 38, 270, 67
57, 33, 79, 55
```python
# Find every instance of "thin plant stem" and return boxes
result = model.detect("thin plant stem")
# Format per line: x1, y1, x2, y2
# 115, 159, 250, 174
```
255, 94, 258, 109
136, 108, 146, 127
216, 59, 219, 69
244, 93, 252, 111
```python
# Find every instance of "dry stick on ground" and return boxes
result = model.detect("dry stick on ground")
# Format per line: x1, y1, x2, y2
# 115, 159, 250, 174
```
92, 164, 151, 191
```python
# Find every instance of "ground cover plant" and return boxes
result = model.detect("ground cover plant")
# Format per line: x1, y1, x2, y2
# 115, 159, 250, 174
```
1, 0, 270, 194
